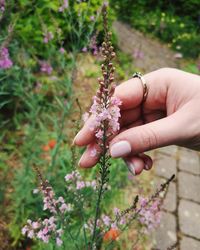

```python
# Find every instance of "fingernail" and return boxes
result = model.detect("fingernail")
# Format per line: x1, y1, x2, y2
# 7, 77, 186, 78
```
78, 154, 84, 167
126, 161, 136, 176
144, 164, 150, 170
110, 141, 131, 158
73, 131, 82, 145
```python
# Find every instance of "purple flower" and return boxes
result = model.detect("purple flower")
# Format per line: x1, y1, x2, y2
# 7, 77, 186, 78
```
0, 47, 13, 69
102, 215, 111, 226
40, 61, 53, 75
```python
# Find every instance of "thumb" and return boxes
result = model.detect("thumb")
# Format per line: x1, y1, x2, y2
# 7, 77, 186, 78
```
109, 110, 185, 157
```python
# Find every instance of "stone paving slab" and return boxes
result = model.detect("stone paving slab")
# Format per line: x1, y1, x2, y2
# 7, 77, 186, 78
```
180, 236, 200, 250
154, 212, 177, 250
178, 148, 200, 175
154, 152, 177, 179
178, 199, 200, 240
178, 171, 200, 203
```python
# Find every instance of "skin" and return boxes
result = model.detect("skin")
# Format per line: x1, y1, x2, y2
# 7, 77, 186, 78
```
73, 68, 200, 175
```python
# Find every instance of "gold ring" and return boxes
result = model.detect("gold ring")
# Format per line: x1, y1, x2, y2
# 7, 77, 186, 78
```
132, 72, 148, 102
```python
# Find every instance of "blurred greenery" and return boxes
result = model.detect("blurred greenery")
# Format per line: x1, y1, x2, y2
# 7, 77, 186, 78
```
0, 0, 199, 249
110, 0, 200, 58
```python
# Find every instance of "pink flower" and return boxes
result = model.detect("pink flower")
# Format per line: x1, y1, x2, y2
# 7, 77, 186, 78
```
174, 53, 183, 59
102, 215, 111, 226
0, 47, 13, 69
0, 0, 5, 12
56, 237, 63, 246
82, 47, 87, 52
43, 31, 53, 44
59, 47, 65, 54
76, 181, 85, 190
40, 61, 53, 75
59, 0, 68, 12
113, 207, 120, 216
90, 15, 95, 21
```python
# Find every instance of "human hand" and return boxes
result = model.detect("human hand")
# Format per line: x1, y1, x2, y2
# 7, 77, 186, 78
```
73, 68, 200, 175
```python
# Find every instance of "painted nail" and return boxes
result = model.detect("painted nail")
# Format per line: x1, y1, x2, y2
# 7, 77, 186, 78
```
78, 154, 84, 167
73, 131, 82, 145
144, 164, 150, 170
126, 161, 136, 176
110, 141, 131, 158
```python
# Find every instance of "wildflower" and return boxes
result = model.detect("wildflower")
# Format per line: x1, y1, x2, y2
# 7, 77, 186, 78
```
103, 228, 120, 241
90, 15, 95, 21
102, 215, 111, 226
0, 47, 13, 69
82, 47, 87, 52
59, 0, 68, 12
40, 61, 53, 75
113, 207, 120, 216
138, 197, 161, 233
43, 31, 53, 44
59, 47, 65, 54
56, 237, 63, 246
89, 35, 98, 55
48, 139, 56, 149
76, 181, 85, 190
42, 145, 50, 152
0, 0, 5, 12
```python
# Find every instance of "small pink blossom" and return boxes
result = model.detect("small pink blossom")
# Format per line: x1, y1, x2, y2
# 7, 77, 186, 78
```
43, 31, 53, 44
0, 47, 13, 69
76, 181, 85, 190
90, 15, 95, 21
59, 0, 68, 12
174, 52, 183, 59
102, 215, 111, 226
59, 47, 65, 54
56, 237, 63, 246
40, 61, 53, 75
82, 47, 87, 52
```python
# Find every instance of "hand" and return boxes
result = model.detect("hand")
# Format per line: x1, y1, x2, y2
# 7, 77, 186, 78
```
73, 68, 200, 175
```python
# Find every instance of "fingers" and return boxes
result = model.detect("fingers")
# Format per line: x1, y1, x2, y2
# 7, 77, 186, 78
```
110, 110, 185, 158
73, 116, 96, 146
125, 153, 153, 176
78, 143, 100, 168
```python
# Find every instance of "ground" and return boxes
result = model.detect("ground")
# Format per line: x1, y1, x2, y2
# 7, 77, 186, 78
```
113, 21, 200, 250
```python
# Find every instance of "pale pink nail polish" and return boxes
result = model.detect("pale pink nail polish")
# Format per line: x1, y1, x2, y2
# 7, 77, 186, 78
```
126, 161, 136, 176
110, 141, 131, 158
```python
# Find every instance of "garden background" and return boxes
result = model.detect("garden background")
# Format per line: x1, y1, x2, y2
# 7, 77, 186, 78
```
0, 0, 200, 249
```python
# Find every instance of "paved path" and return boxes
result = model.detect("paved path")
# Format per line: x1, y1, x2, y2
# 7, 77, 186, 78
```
113, 21, 200, 249
154, 147, 200, 250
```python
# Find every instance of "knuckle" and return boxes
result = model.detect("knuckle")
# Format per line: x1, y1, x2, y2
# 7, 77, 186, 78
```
139, 127, 158, 151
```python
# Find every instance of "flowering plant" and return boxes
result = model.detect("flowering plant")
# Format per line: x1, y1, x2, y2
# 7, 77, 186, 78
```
21, 5, 174, 250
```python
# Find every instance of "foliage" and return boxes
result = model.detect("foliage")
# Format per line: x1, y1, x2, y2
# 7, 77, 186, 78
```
110, 0, 200, 58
